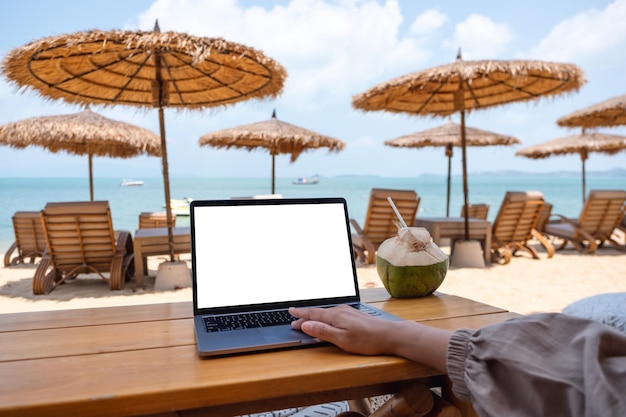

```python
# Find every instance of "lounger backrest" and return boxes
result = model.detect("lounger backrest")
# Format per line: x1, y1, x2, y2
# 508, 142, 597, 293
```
41, 201, 117, 273
12, 211, 47, 256
362, 188, 420, 247
578, 190, 626, 237
535, 202, 553, 232
492, 191, 544, 244
461, 203, 490, 220
138, 211, 176, 229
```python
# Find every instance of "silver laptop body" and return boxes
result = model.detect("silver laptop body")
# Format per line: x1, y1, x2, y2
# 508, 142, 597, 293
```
190, 197, 401, 357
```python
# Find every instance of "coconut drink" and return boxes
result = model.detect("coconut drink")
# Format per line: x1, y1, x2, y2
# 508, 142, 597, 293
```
376, 227, 448, 298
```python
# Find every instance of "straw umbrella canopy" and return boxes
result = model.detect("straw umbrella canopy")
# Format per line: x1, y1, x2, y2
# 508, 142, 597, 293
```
0, 109, 161, 200
353, 51, 585, 240
1, 22, 287, 260
385, 120, 521, 216
515, 132, 626, 202
199, 110, 345, 194
557, 93, 626, 128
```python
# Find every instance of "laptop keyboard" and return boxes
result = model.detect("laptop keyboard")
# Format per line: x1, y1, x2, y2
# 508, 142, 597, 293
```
204, 309, 297, 332
203, 304, 381, 333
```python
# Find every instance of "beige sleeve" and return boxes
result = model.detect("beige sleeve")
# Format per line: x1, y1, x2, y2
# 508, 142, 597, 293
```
446, 313, 626, 417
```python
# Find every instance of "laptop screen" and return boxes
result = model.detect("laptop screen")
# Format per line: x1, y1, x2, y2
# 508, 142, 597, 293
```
191, 198, 359, 312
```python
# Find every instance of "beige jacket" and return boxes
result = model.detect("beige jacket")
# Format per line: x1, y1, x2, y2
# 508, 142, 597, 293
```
447, 313, 626, 417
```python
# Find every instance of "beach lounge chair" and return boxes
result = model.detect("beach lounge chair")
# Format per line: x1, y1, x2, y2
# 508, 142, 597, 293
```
531, 202, 556, 258
138, 211, 176, 229
33, 201, 134, 294
490, 191, 549, 264
350, 188, 420, 264
534, 202, 553, 233
4, 211, 47, 266
543, 189, 626, 254
460, 203, 489, 220
614, 211, 626, 241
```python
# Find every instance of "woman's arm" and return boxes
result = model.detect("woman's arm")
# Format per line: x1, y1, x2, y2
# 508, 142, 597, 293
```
289, 305, 451, 372
291, 306, 626, 417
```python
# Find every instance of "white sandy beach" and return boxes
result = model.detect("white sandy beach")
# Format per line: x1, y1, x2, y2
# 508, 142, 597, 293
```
1, 238, 625, 316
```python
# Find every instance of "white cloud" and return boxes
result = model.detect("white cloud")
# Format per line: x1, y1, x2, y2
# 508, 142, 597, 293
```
409, 9, 448, 36
525, 0, 626, 63
443, 14, 517, 59
137, 0, 438, 111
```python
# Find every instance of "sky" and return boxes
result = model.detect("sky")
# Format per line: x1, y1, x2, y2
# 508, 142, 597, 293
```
1, 0, 625, 179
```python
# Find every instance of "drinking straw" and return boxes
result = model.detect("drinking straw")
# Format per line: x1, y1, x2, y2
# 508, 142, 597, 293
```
387, 196, 408, 228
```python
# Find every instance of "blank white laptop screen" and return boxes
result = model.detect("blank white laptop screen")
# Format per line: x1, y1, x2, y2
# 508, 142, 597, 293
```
193, 201, 358, 310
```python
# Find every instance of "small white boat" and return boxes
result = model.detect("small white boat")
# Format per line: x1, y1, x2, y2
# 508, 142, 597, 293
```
120, 179, 144, 186
166, 197, 193, 216
293, 175, 319, 185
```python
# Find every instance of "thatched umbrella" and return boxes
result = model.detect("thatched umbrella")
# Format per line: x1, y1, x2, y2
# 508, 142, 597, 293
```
198, 110, 345, 193
515, 132, 626, 202
557, 93, 626, 128
1, 22, 286, 260
0, 109, 160, 200
385, 120, 520, 216
353, 51, 585, 241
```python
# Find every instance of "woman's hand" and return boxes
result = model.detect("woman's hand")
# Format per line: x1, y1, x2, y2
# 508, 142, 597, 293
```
290, 304, 396, 355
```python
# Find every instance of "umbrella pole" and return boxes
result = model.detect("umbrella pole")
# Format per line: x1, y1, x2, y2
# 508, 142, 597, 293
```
152, 43, 175, 262
88, 154, 94, 201
445, 144, 453, 217
158, 106, 175, 262
581, 150, 588, 204
271, 154, 275, 194
460, 110, 470, 240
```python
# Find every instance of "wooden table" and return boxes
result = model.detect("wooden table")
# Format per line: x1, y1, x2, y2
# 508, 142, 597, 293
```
0, 289, 519, 417
133, 226, 191, 287
415, 217, 492, 264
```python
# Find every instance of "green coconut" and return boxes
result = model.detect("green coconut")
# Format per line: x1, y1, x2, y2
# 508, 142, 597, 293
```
376, 227, 449, 298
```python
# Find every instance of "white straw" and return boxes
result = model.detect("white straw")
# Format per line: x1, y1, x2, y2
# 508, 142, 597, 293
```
387, 196, 408, 228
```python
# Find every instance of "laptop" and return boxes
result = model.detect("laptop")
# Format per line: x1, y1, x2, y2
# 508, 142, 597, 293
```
190, 197, 402, 357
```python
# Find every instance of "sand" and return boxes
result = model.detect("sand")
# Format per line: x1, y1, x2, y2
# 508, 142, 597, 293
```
1, 239, 625, 316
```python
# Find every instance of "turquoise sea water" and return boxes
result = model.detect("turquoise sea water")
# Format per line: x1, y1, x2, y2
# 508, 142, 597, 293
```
1, 174, 624, 253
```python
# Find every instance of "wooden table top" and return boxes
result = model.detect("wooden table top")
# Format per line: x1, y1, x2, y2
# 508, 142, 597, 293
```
0, 288, 519, 417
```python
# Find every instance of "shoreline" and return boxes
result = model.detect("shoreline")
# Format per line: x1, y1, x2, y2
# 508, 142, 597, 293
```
2, 241, 625, 317
2, 177, 625, 251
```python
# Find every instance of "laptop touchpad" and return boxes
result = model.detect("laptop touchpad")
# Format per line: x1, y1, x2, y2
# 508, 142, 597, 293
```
261, 326, 316, 343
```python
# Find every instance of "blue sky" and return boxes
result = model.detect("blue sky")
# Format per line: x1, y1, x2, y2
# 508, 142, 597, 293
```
1, 0, 625, 179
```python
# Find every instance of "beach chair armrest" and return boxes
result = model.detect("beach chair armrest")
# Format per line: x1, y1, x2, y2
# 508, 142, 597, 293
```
551, 213, 575, 223
114, 230, 134, 256
350, 219, 377, 264
4, 242, 17, 267
32, 247, 55, 295
350, 219, 376, 251
531, 229, 555, 258
551, 214, 598, 253
349, 218, 365, 235
547, 212, 570, 224
110, 230, 134, 291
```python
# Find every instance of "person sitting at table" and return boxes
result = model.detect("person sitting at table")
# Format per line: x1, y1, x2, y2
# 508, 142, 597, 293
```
289, 305, 626, 417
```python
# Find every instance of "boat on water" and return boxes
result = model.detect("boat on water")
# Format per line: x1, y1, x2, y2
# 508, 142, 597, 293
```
120, 179, 144, 186
166, 197, 193, 216
293, 175, 319, 185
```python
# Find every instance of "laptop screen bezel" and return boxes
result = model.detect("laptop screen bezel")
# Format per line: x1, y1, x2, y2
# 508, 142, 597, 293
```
190, 197, 361, 315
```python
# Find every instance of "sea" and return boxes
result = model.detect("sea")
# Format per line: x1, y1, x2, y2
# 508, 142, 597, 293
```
1, 173, 624, 253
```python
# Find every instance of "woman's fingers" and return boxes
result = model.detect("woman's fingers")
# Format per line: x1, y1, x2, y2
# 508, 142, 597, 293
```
289, 305, 388, 355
